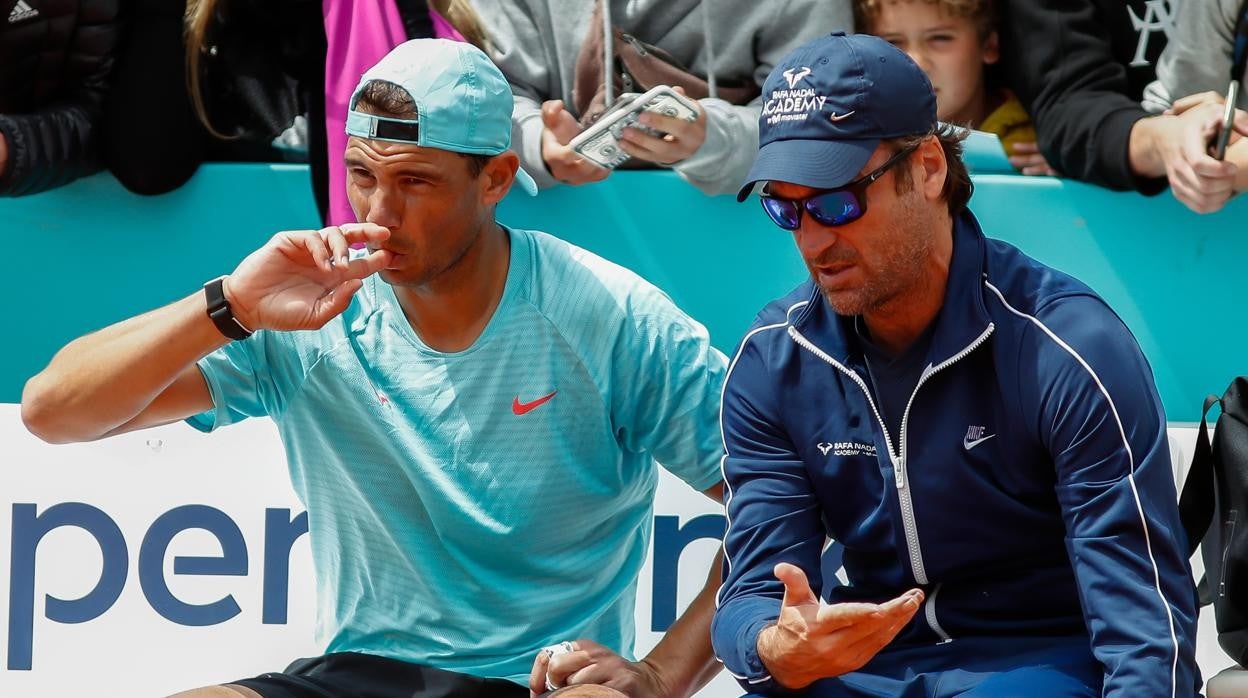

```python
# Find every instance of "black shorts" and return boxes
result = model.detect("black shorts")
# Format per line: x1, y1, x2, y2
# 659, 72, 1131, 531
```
230, 652, 529, 698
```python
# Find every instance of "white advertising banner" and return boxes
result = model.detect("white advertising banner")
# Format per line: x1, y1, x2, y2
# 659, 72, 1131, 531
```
0, 404, 1231, 696
0, 405, 736, 696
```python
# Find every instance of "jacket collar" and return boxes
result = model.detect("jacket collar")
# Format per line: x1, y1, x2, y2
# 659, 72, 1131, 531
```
790, 209, 993, 369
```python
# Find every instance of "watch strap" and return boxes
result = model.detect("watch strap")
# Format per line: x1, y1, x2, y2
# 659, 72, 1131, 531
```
203, 276, 253, 341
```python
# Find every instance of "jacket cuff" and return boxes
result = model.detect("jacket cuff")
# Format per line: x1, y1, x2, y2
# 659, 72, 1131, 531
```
737, 620, 812, 696
672, 99, 757, 196
1102, 108, 1168, 195
513, 104, 559, 190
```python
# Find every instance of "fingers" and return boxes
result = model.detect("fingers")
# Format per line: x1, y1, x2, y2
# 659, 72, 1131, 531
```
1008, 141, 1041, 155
1177, 105, 1234, 175
278, 226, 390, 274
529, 650, 551, 696
1020, 163, 1058, 176
538, 102, 610, 185
547, 649, 594, 690
542, 100, 582, 146
343, 248, 394, 280
622, 107, 706, 165
1007, 153, 1045, 170
325, 227, 349, 269
1165, 106, 1238, 212
620, 127, 693, 165
565, 661, 624, 688
1007, 143, 1058, 176
877, 588, 925, 615
775, 562, 820, 609
310, 278, 364, 325
636, 110, 698, 138
336, 222, 391, 247
1171, 90, 1225, 116
1231, 108, 1248, 139
812, 600, 889, 631
807, 597, 921, 665
814, 589, 922, 633
286, 230, 333, 272
541, 128, 611, 185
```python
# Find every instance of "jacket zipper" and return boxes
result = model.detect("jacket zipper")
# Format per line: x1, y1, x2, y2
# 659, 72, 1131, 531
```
789, 323, 995, 639
925, 582, 953, 643
895, 324, 995, 586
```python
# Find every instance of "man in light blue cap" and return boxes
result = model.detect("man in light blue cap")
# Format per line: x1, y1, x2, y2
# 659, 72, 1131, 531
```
22, 38, 728, 698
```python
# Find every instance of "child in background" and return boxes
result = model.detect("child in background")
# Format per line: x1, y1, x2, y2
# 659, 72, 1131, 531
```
854, 0, 1056, 175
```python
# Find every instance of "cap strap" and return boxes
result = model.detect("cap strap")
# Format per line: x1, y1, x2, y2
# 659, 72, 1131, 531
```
345, 111, 422, 144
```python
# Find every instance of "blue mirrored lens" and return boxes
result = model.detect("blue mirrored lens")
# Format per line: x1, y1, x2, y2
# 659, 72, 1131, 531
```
806, 190, 863, 226
760, 197, 802, 230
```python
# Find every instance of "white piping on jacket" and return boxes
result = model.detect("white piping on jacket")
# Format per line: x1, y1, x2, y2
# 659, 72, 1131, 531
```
984, 280, 1179, 698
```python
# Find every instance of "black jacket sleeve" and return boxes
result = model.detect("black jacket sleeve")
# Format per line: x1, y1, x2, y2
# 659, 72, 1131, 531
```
0, 0, 122, 197
999, 0, 1168, 194
101, 0, 207, 196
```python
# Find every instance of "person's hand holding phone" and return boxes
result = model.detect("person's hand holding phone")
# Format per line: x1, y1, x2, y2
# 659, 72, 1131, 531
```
541, 100, 611, 186
1133, 98, 1248, 213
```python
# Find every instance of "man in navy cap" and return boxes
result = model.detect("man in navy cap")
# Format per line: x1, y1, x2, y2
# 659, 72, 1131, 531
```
711, 32, 1200, 696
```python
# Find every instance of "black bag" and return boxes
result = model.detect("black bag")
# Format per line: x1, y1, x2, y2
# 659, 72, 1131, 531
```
1180, 376, 1248, 665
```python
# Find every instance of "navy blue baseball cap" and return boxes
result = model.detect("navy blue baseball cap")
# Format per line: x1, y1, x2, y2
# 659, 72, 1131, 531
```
736, 32, 937, 202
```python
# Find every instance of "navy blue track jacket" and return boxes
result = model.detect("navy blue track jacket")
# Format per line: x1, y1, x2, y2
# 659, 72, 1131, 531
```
712, 211, 1199, 697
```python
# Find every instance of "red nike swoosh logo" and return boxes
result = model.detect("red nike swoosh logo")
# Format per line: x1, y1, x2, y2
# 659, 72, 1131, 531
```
512, 390, 557, 415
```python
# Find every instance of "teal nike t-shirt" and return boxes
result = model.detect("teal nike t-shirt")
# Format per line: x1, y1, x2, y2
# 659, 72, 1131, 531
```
188, 227, 727, 683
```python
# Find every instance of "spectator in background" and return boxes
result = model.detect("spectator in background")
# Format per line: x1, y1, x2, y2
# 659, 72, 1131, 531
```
103, 0, 485, 226
854, 0, 1056, 175
1000, 0, 1248, 214
474, 0, 853, 196
1142, 0, 1248, 202
0, 0, 122, 197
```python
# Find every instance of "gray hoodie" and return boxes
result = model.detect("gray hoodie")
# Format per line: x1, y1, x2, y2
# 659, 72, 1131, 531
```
476, 0, 853, 195
1142, 0, 1246, 112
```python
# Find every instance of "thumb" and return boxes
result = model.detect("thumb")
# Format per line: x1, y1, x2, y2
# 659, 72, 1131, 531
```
775, 562, 819, 608
542, 100, 581, 145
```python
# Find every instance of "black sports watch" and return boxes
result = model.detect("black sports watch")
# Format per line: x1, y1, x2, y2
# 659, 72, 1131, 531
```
203, 276, 253, 341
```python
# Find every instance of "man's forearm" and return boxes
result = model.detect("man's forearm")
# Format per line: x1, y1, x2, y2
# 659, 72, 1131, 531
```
21, 289, 224, 443
638, 551, 724, 697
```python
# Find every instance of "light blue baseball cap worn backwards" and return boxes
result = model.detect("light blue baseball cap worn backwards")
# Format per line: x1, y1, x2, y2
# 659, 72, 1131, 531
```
737, 32, 938, 201
346, 38, 538, 196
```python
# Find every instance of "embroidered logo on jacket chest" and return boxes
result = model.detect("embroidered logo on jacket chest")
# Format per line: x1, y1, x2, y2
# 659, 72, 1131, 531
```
817, 441, 877, 457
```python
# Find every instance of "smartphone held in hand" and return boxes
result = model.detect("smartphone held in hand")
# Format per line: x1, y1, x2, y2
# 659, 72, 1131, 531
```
569, 86, 699, 170
1214, 81, 1239, 161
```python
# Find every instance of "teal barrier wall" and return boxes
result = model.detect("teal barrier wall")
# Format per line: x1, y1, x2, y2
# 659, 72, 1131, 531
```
2, 163, 1245, 421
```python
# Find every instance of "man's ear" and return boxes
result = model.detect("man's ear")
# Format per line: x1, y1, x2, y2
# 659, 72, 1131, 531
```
917, 135, 948, 202
480, 151, 521, 205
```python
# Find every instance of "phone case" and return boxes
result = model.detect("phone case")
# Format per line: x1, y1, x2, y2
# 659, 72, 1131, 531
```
569, 86, 699, 170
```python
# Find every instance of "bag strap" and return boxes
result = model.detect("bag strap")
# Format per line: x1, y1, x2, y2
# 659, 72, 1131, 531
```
1229, 0, 1248, 82
1179, 393, 1222, 556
